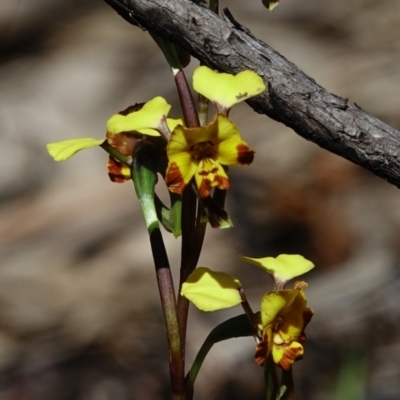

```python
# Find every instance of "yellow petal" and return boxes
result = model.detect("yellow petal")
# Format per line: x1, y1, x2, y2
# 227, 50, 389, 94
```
167, 117, 184, 132
272, 341, 304, 371
173, 116, 218, 148
136, 128, 161, 136
260, 289, 312, 339
166, 124, 197, 194
107, 96, 170, 134
181, 267, 242, 311
193, 66, 266, 113
166, 152, 198, 194
167, 125, 190, 156
195, 158, 230, 198
278, 291, 309, 340
260, 290, 299, 327
282, 307, 313, 342
47, 138, 104, 161
239, 254, 314, 285
214, 115, 241, 142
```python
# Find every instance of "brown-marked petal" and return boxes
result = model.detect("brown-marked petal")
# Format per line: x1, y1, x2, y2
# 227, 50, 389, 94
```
273, 341, 304, 371
106, 131, 143, 158
195, 159, 230, 198
166, 153, 198, 194
107, 156, 131, 183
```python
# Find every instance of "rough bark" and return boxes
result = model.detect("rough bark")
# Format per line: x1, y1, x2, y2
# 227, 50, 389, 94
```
103, 0, 400, 188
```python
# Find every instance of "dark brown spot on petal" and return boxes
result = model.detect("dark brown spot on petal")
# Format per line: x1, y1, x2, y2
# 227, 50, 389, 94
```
237, 144, 255, 165
198, 164, 218, 176
165, 162, 187, 194
106, 131, 143, 157
118, 103, 145, 116
235, 92, 248, 100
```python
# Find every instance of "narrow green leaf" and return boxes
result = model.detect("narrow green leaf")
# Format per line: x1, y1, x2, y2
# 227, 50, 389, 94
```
169, 192, 182, 237
187, 313, 257, 386
154, 195, 172, 233
132, 144, 159, 234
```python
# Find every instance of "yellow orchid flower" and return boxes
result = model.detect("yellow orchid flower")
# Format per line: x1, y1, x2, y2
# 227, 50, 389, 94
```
255, 288, 313, 370
105, 116, 182, 183
47, 66, 265, 194
193, 66, 266, 116
240, 254, 315, 289
46, 97, 176, 182
165, 115, 254, 198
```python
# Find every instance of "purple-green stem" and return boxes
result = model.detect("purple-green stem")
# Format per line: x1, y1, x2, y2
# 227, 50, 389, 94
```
149, 229, 186, 400
239, 288, 260, 339
173, 68, 207, 359
149, 37, 203, 397
132, 143, 186, 400
174, 69, 200, 128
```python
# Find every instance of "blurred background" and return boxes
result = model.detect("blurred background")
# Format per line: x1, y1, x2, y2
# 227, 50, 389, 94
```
1, 0, 400, 399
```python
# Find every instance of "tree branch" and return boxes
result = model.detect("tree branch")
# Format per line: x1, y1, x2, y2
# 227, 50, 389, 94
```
103, 0, 400, 188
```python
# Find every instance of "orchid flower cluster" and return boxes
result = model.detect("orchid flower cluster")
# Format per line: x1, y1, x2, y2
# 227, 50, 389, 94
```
47, 66, 263, 201
46, 8, 313, 396
181, 254, 314, 375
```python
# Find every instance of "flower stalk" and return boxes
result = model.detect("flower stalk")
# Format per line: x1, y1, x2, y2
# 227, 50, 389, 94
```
132, 143, 186, 400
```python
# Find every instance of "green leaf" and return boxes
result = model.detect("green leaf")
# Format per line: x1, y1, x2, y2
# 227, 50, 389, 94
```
169, 192, 182, 237
154, 195, 172, 233
132, 143, 159, 234
187, 313, 258, 386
